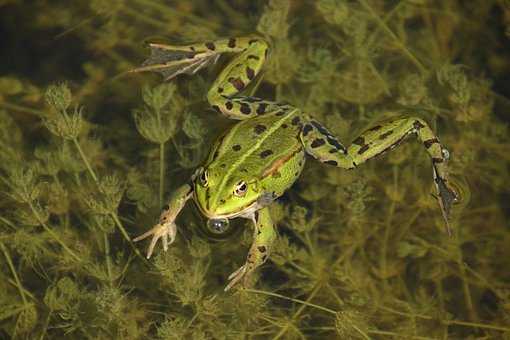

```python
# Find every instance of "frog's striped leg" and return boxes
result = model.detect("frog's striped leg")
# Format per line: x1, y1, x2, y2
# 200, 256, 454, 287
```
134, 37, 288, 119
224, 207, 276, 291
131, 38, 261, 80
205, 38, 286, 120
301, 116, 458, 233
133, 183, 193, 258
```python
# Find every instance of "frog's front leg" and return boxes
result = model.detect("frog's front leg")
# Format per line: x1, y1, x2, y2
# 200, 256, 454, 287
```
224, 207, 276, 291
133, 183, 193, 258
300, 116, 458, 233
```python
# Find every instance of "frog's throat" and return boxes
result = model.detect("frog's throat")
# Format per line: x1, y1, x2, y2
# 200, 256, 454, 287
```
193, 195, 259, 220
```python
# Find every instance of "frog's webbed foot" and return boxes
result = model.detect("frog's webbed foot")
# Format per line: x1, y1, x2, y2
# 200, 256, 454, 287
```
224, 264, 249, 292
130, 43, 220, 81
433, 166, 459, 236
133, 183, 192, 258
133, 221, 177, 259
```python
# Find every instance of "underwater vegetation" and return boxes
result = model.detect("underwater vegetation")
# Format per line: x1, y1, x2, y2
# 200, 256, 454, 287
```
1, 0, 510, 339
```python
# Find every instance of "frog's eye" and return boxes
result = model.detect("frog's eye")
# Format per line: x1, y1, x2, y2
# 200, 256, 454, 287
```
234, 180, 248, 197
200, 169, 209, 186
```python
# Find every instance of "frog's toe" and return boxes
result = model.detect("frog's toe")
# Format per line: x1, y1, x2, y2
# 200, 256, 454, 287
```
224, 264, 248, 292
133, 222, 176, 259
131, 43, 220, 81
434, 176, 459, 236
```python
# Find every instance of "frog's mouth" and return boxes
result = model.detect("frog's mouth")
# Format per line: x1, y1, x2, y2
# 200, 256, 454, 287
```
193, 195, 259, 220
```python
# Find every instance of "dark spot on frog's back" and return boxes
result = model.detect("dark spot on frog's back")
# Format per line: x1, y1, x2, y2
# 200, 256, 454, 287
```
225, 101, 233, 110
352, 136, 365, 146
311, 138, 325, 148
358, 144, 370, 155
228, 77, 245, 91
302, 124, 313, 136
232, 144, 241, 151
260, 150, 273, 158
228, 38, 236, 48
257, 245, 267, 253
291, 116, 301, 126
246, 67, 255, 80
205, 42, 215, 50
240, 103, 252, 115
257, 103, 268, 115
379, 130, 393, 140
254, 124, 267, 134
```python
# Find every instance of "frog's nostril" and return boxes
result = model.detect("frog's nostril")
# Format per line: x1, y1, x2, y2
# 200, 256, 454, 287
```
207, 218, 230, 234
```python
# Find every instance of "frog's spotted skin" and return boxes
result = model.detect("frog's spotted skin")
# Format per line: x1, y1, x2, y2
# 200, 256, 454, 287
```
132, 36, 458, 291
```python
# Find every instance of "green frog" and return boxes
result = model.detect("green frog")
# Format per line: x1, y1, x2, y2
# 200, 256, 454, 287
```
132, 37, 458, 291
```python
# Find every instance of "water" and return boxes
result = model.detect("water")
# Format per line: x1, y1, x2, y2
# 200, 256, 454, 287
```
1, 1, 509, 338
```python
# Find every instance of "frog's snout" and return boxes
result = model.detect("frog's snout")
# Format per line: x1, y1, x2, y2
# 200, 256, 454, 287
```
207, 218, 230, 234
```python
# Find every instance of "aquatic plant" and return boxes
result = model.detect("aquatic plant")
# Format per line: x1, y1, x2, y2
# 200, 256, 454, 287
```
1, 0, 509, 338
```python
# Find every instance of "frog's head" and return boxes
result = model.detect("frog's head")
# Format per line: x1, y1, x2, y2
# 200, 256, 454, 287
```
193, 166, 262, 220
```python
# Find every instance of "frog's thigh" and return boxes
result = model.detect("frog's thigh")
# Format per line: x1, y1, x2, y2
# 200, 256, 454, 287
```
246, 207, 277, 273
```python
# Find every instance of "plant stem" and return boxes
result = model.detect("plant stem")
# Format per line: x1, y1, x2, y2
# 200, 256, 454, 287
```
72, 139, 98, 182
132, 0, 216, 29
380, 166, 398, 289
71, 137, 147, 263
270, 285, 324, 340
245, 287, 336, 315
104, 232, 113, 286
38, 310, 52, 340
0, 241, 28, 305
110, 213, 148, 263
454, 227, 477, 322
27, 201, 81, 262
358, 0, 426, 74
447, 320, 510, 332
159, 142, 165, 208
0, 101, 45, 116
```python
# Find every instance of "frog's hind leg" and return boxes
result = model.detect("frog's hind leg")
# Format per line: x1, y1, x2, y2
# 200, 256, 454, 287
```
301, 116, 458, 233
134, 37, 281, 119
205, 38, 287, 120
224, 207, 276, 291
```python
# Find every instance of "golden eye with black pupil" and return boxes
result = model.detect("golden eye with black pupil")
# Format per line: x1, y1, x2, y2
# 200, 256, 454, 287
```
234, 180, 247, 197
200, 169, 208, 186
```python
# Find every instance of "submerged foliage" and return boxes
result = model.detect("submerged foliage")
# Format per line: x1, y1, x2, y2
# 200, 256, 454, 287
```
1, 0, 510, 338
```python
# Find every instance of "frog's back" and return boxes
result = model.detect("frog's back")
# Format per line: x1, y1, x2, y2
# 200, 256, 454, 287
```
207, 110, 303, 175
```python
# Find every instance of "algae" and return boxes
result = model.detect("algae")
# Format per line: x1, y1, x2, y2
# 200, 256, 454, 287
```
1, 0, 510, 339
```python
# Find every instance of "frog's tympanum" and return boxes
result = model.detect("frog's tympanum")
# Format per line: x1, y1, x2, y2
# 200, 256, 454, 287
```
132, 37, 458, 291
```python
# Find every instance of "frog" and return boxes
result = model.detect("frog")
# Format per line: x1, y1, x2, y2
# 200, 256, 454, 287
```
131, 36, 458, 291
